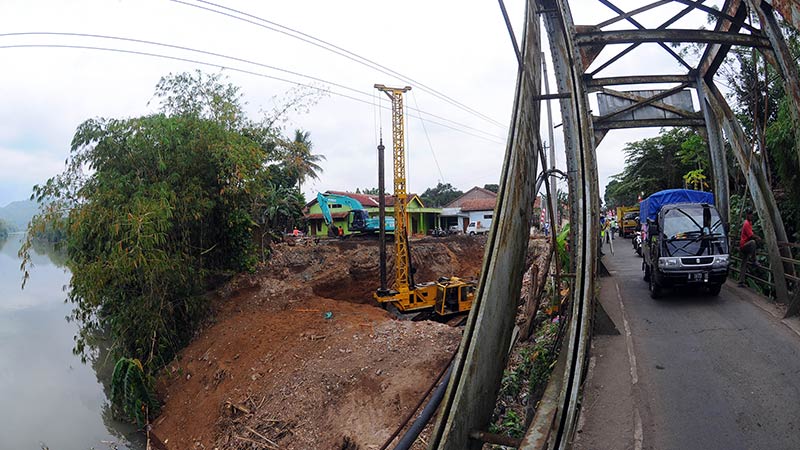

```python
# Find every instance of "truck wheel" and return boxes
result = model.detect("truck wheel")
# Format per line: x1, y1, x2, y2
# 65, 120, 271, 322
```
469, 231, 475, 235
707, 283, 722, 296
649, 273, 662, 299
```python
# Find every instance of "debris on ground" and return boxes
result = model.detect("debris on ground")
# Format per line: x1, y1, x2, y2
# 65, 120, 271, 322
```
152, 235, 485, 449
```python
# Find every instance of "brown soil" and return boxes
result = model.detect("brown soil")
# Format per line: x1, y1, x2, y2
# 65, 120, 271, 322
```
152, 235, 486, 450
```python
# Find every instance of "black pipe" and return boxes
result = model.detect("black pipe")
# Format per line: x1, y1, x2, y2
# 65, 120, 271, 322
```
393, 364, 453, 450
377, 139, 388, 294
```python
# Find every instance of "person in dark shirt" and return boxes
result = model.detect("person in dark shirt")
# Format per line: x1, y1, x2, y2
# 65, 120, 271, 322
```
738, 209, 761, 287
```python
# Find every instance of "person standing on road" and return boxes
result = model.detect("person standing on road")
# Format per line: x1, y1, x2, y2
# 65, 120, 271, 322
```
609, 216, 617, 240
598, 215, 606, 256
738, 209, 761, 287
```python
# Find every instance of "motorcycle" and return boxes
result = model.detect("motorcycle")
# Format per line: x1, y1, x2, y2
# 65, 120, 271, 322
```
430, 227, 447, 237
633, 231, 643, 256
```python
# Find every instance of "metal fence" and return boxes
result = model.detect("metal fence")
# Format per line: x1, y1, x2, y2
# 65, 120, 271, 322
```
728, 240, 799, 300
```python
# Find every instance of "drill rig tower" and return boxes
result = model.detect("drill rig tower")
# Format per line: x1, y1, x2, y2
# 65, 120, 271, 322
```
373, 84, 475, 315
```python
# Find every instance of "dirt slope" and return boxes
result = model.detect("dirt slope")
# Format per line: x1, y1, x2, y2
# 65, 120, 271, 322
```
152, 236, 485, 450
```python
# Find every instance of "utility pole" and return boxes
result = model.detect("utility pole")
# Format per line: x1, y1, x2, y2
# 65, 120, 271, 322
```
543, 53, 558, 227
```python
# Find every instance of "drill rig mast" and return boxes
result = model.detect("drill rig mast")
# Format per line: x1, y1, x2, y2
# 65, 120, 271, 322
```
373, 84, 419, 307
373, 84, 475, 315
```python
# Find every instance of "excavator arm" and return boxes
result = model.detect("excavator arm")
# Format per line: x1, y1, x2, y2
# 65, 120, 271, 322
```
316, 192, 334, 228
316, 192, 373, 234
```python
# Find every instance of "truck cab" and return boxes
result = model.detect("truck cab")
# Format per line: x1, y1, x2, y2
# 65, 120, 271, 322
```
641, 190, 729, 298
466, 221, 490, 235
616, 205, 640, 237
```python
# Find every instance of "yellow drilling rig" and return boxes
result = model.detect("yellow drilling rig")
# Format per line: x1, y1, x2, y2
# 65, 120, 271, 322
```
372, 84, 476, 316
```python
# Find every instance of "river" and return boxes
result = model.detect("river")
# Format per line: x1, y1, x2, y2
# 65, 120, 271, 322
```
0, 234, 145, 450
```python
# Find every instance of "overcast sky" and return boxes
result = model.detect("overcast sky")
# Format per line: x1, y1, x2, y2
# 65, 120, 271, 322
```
0, 0, 724, 208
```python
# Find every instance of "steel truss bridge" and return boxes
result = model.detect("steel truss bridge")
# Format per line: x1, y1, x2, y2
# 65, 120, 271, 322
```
427, 1, 800, 449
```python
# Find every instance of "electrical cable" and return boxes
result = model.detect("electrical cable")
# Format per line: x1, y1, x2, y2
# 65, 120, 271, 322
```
172, 0, 507, 129
0, 31, 505, 141
0, 42, 505, 144
412, 90, 446, 184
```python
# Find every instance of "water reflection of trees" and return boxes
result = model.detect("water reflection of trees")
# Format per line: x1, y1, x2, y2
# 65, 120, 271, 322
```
86, 330, 147, 450
30, 239, 68, 268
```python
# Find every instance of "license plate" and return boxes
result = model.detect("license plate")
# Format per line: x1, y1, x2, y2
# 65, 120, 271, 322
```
689, 273, 703, 282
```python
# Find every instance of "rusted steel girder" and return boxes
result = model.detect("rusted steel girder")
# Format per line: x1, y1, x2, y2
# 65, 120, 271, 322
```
697, 77, 731, 226
595, 0, 673, 29
699, 0, 747, 79
594, 83, 694, 123
593, 118, 706, 130
427, 4, 541, 449
766, 0, 800, 31
585, 74, 692, 90
576, 28, 771, 47
701, 79, 791, 304
522, 1, 599, 449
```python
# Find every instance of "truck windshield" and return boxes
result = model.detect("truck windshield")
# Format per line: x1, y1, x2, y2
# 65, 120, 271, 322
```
662, 205, 728, 256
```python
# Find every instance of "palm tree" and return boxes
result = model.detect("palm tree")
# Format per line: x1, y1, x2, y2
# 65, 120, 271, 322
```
284, 129, 325, 191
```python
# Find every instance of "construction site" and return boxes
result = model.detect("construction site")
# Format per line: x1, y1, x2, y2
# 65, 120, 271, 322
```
8, 1, 800, 450
152, 1, 800, 446
148, 78, 561, 450
149, 234, 555, 449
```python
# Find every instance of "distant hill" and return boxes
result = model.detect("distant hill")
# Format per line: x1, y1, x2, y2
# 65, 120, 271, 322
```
0, 199, 40, 231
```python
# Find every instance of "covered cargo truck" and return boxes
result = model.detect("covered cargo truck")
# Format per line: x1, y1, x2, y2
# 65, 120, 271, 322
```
616, 205, 640, 237
641, 189, 729, 298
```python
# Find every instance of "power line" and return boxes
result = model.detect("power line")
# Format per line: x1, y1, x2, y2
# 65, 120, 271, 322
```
0, 42, 506, 144
0, 32, 506, 142
412, 90, 446, 184
171, 0, 508, 129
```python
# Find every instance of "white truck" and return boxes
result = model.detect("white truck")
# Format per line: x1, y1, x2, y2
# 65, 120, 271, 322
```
466, 220, 491, 235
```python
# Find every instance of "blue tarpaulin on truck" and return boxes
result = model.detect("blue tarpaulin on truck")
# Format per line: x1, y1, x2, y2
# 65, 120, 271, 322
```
640, 189, 715, 222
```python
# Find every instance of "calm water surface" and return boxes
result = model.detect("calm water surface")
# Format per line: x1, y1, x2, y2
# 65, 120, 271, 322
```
0, 234, 145, 450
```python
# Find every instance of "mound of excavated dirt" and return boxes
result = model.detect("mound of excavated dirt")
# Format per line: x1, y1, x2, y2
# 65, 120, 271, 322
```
152, 236, 485, 450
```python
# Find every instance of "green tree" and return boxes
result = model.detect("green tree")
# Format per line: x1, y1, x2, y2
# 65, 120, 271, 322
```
280, 129, 325, 191
420, 182, 463, 207
21, 71, 313, 374
483, 183, 499, 193
604, 128, 702, 207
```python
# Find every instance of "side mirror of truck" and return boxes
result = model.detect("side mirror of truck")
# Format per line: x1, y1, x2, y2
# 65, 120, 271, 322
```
647, 219, 659, 237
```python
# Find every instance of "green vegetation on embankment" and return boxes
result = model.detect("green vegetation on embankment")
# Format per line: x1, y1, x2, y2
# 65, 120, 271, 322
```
20, 71, 324, 407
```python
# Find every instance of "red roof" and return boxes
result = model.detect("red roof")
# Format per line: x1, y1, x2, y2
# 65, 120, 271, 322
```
305, 212, 349, 220
319, 191, 423, 208
326, 191, 380, 207
382, 194, 422, 207
444, 186, 498, 208
460, 198, 496, 212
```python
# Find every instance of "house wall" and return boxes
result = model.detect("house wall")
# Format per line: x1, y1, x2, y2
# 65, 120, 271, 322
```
307, 219, 350, 236
467, 210, 494, 228
366, 196, 441, 235
306, 202, 353, 236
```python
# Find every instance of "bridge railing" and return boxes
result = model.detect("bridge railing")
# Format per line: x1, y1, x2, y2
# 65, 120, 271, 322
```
728, 240, 799, 302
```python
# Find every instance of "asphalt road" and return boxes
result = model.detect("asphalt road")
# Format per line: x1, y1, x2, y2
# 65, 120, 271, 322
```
577, 238, 800, 450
